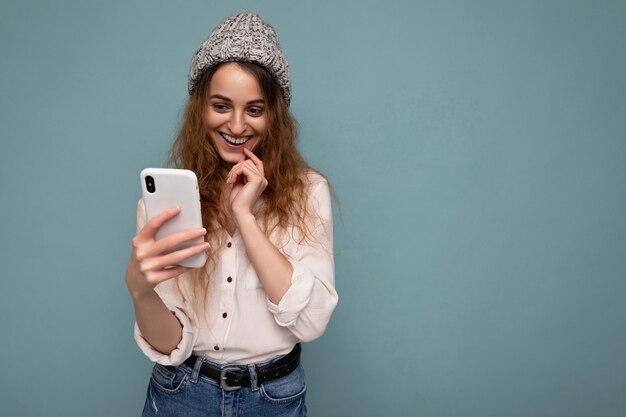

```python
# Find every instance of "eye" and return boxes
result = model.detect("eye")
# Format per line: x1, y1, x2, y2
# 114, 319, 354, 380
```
212, 103, 229, 112
247, 107, 264, 117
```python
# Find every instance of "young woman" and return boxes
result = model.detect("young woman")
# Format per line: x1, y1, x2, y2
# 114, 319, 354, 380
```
125, 12, 338, 417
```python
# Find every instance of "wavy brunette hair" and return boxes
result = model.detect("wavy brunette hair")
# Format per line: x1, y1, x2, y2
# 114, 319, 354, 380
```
169, 62, 324, 309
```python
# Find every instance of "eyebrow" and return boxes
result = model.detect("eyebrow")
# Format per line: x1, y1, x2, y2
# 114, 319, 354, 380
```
209, 94, 265, 105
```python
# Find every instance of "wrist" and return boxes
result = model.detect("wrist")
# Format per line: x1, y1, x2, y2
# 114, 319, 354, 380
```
129, 287, 157, 303
233, 210, 256, 226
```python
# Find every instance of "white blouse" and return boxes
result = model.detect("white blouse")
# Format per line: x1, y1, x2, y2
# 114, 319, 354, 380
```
133, 171, 338, 365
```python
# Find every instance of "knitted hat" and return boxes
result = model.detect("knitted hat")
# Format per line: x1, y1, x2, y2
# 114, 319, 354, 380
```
188, 12, 291, 105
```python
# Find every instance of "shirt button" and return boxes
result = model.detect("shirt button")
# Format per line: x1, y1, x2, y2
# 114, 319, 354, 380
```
214, 345, 220, 351
227, 276, 232, 283
227, 242, 232, 248
222, 312, 228, 318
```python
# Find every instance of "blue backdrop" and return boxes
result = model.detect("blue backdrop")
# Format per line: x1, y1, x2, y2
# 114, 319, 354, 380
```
1, 1, 625, 416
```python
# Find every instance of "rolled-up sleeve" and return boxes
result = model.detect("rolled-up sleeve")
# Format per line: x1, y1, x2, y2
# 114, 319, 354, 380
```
133, 301, 196, 365
266, 177, 339, 342
132, 199, 197, 366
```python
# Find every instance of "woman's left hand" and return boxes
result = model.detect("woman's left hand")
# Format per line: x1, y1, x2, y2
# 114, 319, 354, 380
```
226, 148, 268, 222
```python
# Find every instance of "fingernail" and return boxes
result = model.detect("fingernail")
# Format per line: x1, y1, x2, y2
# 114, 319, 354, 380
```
171, 205, 180, 212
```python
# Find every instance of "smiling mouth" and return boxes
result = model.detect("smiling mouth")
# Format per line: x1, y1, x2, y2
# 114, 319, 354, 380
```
220, 132, 252, 146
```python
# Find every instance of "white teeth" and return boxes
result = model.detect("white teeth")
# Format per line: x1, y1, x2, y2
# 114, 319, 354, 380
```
221, 133, 250, 145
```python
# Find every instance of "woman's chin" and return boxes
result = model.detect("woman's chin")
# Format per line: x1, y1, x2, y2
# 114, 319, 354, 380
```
217, 149, 244, 165
218, 141, 259, 163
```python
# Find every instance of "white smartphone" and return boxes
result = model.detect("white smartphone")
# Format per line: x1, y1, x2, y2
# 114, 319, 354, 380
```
140, 168, 207, 269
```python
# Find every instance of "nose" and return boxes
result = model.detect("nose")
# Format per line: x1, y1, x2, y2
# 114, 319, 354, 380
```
228, 111, 246, 136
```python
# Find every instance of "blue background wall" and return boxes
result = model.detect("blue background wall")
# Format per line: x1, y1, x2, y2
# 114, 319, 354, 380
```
1, 1, 625, 416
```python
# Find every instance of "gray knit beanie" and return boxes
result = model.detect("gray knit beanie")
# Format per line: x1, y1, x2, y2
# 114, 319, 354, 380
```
188, 12, 291, 105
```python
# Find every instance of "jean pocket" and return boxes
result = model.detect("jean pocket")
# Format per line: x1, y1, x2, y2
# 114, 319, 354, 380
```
259, 364, 307, 404
150, 363, 189, 394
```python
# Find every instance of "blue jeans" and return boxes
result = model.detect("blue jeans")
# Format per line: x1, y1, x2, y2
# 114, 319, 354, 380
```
141, 353, 307, 417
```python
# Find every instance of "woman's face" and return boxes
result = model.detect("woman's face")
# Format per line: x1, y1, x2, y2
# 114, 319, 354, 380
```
203, 62, 269, 165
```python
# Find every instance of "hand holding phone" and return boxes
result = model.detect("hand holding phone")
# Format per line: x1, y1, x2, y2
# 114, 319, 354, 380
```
140, 168, 207, 268
126, 168, 208, 299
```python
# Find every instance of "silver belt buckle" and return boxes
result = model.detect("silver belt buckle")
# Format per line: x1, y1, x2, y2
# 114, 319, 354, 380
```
220, 367, 243, 391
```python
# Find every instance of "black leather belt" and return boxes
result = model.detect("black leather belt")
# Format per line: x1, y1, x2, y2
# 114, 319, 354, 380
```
183, 344, 301, 391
